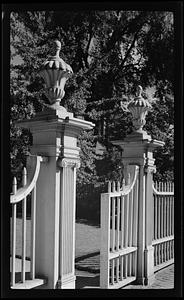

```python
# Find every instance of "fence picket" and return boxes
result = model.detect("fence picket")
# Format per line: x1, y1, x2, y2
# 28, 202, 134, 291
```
124, 255, 127, 278
157, 195, 160, 239
117, 181, 120, 192
153, 180, 174, 270
172, 198, 174, 235
112, 181, 115, 192
12, 177, 17, 195
108, 181, 111, 193
30, 185, 36, 279
11, 203, 17, 286
112, 197, 116, 252
120, 195, 124, 249
116, 257, 119, 283
120, 255, 123, 280
11, 177, 17, 286
111, 259, 115, 285
169, 196, 172, 235
128, 190, 133, 247
124, 194, 129, 248
116, 196, 120, 251
154, 195, 157, 239
122, 178, 125, 190
161, 196, 164, 238
21, 168, 27, 283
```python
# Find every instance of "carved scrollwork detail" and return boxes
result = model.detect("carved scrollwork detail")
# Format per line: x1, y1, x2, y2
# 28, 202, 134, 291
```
57, 157, 80, 169
144, 165, 156, 174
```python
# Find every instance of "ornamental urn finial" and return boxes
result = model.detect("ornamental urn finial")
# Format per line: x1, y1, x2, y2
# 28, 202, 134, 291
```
39, 40, 73, 109
127, 85, 152, 132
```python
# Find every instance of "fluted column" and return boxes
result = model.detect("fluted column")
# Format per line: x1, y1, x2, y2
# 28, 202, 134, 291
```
57, 158, 80, 288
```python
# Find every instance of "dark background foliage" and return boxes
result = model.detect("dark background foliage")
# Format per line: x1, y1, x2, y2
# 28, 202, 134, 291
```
10, 10, 174, 223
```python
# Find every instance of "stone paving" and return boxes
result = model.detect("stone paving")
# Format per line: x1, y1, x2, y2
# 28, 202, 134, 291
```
75, 253, 174, 289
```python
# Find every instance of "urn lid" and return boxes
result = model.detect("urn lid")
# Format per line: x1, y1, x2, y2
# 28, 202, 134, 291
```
128, 85, 152, 110
40, 40, 73, 74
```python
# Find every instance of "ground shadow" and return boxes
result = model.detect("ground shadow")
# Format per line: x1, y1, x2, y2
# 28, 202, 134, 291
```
76, 274, 100, 289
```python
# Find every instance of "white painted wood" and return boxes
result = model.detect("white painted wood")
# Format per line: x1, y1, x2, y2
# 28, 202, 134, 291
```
124, 194, 129, 248
111, 259, 115, 285
22, 197, 27, 283
31, 186, 36, 280
172, 198, 174, 235
161, 196, 164, 238
127, 253, 132, 276
10, 156, 43, 204
124, 255, 127, 278
12, 177, 17, 195
108, 181, 111, 193
137, 165, 145, 283
11, 204, 17, 286
128, 190, 133, 247
122, 178, 125, 190
21, 167, 27, 283
109, 247, 137, 260
59, 164, 77, 287
133, 251, 137, 276
163, 197, 167, 237
120, 255, 123, 280
100, 193, 111, 289
116, 196, 120, 251
112, 181, 115, 192
152, 235, 174, 245
108, 276, 136, 289
154, 195, 157, 240
11, 278, 45, 289
157, 196, 160, 239
132, 177, 138, 246
166, 196, 169, 236
116, 257, 119, 283
169, 196, 172, 235
117, 181, 120, 192
120, 195, 124, 249
112, 197, 115, 252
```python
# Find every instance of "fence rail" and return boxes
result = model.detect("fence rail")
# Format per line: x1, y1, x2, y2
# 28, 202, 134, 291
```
10, 155, 46, 289
100, 166, 139, 289
152, 181, 174, 272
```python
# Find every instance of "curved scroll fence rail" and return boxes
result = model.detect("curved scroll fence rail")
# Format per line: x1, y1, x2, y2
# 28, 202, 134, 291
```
10, 155, 47, 289
152, 181, 174, 272
100, 166, 139, 289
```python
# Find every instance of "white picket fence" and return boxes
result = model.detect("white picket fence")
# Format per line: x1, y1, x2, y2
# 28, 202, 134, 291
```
152, 182, 174, 272
100, 166, 139, 289
10, 155, 46, 289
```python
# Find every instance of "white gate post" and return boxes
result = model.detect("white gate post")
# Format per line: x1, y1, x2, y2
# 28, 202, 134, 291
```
112, 86, 164, 285
16, 41, 94, 289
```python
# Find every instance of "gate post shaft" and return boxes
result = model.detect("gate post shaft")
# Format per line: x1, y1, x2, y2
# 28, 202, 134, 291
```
112, 133, 164, 285
144, 162, 156, 285
17, 108, 94, 289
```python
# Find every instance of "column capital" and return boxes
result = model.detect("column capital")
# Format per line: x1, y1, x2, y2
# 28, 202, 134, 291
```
57, 157, 80, 169
144, 165, 156, 174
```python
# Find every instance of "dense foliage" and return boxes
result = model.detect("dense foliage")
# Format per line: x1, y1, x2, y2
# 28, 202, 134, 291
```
10, 10, 174, 191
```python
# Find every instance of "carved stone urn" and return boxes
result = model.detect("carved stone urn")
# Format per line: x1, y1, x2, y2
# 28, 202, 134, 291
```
39, 40, 73, 110
128, 85, 152, 133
